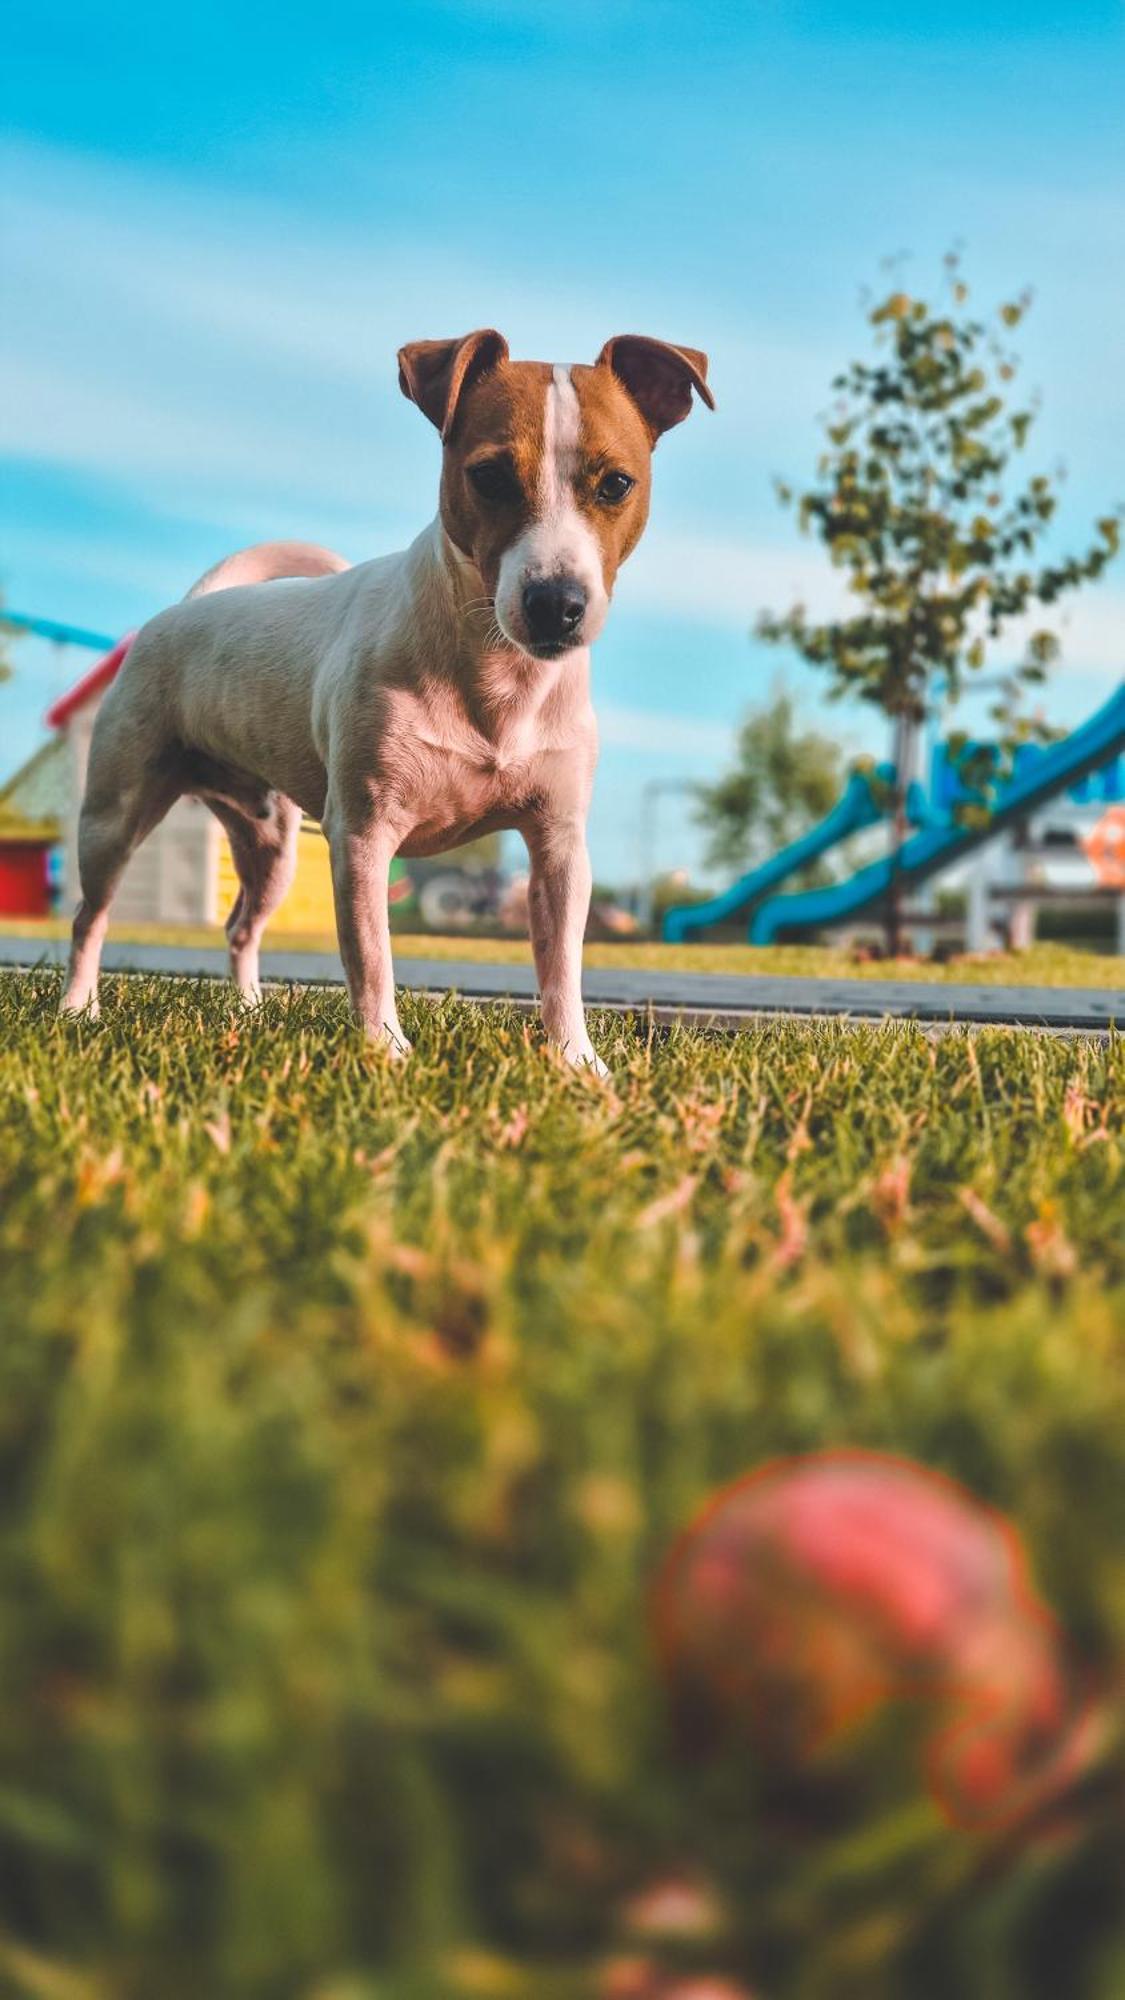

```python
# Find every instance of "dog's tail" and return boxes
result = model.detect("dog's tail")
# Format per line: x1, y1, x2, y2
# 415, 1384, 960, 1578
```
185, 540, 351, 599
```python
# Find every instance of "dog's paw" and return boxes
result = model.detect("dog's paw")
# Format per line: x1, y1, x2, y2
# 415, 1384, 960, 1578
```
59, 995, 100, 1022
571, 1045, 612, 1082
371, 1024, 412, 1061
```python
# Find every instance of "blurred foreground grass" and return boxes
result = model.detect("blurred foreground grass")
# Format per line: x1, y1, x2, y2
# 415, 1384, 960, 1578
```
1, 972, 1123, 2000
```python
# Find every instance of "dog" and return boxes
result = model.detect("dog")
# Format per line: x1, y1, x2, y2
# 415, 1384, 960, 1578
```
61, 331, 714, 1069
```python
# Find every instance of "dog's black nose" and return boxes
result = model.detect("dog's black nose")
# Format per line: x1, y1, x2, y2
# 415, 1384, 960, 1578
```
522, 578, 587, 647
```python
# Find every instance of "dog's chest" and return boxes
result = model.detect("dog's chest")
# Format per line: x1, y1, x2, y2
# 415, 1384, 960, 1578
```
381, 692, 551, 853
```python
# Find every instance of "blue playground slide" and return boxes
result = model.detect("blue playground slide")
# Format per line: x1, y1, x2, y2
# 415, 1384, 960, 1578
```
663, 764, 893, 942
663, 681, 1125, 946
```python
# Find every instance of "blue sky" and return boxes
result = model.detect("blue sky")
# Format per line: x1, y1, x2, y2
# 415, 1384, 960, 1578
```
3, 0, 1123, 883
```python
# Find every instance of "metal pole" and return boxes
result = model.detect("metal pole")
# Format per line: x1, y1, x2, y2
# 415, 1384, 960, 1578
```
637, 778, 697, 933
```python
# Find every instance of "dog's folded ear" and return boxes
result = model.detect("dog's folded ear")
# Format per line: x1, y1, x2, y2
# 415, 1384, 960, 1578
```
595, 335, 715, 441
397, 330, 510, 442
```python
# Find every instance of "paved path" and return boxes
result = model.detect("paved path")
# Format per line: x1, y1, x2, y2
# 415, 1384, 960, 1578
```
2, 932, 1120, 1031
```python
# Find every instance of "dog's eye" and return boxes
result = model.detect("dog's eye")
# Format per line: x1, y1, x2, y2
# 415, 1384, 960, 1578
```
468, 457, 521, 506
597, 470, 635, 505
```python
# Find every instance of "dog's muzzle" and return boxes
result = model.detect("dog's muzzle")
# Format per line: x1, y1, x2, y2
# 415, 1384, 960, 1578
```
521, 577, 587, 652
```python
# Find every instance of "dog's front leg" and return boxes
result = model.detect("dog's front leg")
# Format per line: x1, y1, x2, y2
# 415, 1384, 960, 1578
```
525, 815, 608, 1077
326, 817, 411, 1056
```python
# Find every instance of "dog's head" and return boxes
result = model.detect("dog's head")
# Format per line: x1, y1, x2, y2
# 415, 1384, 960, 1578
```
398, 331, 714, 660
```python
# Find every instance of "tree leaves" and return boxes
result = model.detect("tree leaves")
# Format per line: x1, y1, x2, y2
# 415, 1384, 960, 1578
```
693, 687, 843, 875
760, 261, 1124, 744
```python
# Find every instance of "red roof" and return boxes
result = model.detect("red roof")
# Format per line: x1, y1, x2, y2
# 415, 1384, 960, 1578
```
46, 633, 137, 729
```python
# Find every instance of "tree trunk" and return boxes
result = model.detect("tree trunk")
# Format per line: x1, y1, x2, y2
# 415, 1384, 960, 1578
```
887, 713, 917, 956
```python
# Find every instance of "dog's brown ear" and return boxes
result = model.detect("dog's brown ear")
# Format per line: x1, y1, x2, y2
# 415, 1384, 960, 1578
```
595, 335, 715, 441
397, 330, 510, 442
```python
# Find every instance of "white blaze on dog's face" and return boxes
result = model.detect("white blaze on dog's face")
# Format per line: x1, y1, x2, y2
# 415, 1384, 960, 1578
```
398, 330, 715, 661
493, 364, 608, 657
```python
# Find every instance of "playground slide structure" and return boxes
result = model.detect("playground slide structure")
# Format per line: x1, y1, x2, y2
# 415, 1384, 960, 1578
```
663, 682, 1125, 946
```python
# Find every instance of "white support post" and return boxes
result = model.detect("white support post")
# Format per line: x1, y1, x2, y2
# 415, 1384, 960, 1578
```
913, 878, 935, 960
965, 855, 991, 953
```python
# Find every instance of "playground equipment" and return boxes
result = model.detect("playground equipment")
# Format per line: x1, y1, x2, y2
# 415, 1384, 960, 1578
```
1, 610, 116, 652
1082, 806, 1125, 889
664, 682, 1125, 946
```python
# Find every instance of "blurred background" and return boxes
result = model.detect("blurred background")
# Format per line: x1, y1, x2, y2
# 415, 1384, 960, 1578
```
3, 0, 1123, 917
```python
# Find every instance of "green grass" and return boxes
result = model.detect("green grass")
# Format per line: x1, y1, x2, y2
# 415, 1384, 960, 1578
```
1, 972, 1123, 2000
3, 917, 1124, 988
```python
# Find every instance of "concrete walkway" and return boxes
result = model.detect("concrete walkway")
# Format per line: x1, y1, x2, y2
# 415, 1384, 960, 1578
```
2, 932, 1120, 1031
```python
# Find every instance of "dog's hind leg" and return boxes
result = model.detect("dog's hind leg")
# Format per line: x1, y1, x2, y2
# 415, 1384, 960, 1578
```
60, 758, 182, 1017
209, 794, 302, 1004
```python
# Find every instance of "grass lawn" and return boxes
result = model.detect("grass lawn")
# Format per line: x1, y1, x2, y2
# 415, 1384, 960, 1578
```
3, 917, 1125, 990
1, 971, 1123, 1999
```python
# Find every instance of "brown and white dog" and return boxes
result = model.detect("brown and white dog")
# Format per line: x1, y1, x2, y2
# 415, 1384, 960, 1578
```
61, 331, 714, 1069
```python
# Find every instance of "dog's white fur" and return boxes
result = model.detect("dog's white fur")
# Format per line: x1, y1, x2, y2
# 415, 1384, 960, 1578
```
62, 512, 604, 1066
61, 336, 712, 1069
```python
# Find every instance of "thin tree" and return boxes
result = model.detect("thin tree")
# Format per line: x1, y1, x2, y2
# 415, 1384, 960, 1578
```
758, 258, 1122, 951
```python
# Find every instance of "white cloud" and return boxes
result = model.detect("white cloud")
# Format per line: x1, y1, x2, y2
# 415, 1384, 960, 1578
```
623, 527, 1125, 686
1002, 589, 1125, 683
598, 703, 734, 757
3, 135, 1122, 701
622, 530, 847, 628
0, 136, 831, 524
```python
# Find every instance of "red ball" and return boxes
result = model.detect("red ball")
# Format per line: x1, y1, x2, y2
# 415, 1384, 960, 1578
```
653, 1450, 1088, 1829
